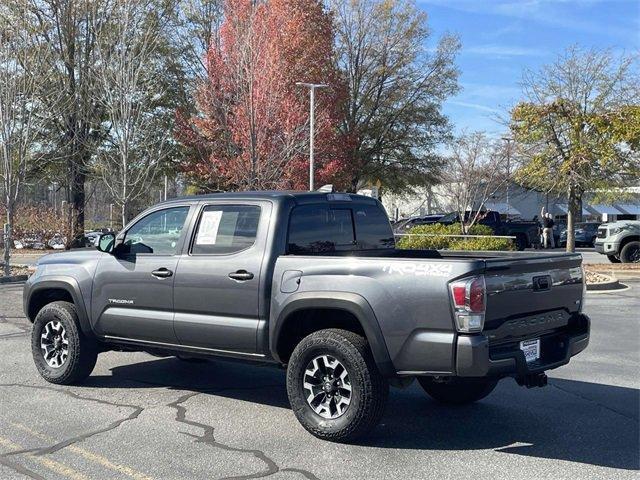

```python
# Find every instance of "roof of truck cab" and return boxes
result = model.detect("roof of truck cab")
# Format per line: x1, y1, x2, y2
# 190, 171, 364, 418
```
156, 191, 378, 206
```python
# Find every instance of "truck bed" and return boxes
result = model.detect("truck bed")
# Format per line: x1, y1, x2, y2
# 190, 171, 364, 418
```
275, 248, 585, 376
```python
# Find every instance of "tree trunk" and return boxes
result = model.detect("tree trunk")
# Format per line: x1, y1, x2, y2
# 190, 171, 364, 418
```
576, 195, 583, 224
3, 204, 13, 277
566, 184, 579, 252
121, 203, 127, 229
70, 162, 86, 238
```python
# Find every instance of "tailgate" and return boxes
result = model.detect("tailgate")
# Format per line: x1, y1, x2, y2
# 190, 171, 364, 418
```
482, 254, 584, 343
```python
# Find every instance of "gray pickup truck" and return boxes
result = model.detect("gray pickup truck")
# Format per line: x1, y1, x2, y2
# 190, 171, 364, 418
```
24, 192, 590, 441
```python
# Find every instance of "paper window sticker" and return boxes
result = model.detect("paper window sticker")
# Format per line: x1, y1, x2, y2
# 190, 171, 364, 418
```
196, 210, 223, 245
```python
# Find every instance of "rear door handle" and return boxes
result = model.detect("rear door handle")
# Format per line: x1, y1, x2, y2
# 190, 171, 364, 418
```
151, 268, 173, 279
228, 270, 254, 281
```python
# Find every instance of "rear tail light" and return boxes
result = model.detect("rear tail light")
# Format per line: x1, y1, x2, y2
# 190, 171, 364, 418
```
449, 275, 486, 333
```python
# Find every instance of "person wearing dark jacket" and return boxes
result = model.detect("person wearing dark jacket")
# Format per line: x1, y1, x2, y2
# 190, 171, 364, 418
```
540, 207, 555, 248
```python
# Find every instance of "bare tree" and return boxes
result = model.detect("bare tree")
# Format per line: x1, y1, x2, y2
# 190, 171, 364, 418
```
176, 0, 224, 82
94, 0, 168, 226
330, 0, 460, 192
439, 132, 510, 234
0, 4, 53, 275
18, 0, 119, 237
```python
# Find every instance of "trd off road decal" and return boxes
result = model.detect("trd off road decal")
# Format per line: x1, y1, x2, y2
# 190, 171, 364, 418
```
382, 263, 452, 277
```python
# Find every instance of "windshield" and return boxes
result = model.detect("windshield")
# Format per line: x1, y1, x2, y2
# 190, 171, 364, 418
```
439, 212, 458, 223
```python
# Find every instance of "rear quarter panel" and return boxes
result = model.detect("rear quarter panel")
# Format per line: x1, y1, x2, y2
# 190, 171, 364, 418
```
271, 255, 481, 373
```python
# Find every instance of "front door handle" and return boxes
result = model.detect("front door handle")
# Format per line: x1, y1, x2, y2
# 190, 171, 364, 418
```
151, 268, 173, 279
228, 270, 254, 281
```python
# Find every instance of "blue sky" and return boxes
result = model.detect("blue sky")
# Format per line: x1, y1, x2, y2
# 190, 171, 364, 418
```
419, 0, 640, 136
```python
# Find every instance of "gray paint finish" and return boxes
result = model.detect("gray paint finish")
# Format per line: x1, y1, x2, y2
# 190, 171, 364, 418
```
23, 191, 590, 379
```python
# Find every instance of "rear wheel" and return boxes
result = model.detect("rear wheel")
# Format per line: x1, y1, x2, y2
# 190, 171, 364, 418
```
620, 241, 640, 263
418, 377, 498, 405
286, 329, 388, 442
31, 301, 98, 385
515, 234, 527, 251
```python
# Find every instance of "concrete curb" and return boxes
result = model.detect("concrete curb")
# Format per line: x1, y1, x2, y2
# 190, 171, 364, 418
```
586, 278, 625, 291
0, 275, 28, 284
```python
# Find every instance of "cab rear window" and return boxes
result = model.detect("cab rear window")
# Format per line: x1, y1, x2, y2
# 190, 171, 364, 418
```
287, 204, 394, 254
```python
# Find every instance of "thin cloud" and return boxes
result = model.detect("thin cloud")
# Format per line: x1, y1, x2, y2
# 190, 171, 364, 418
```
448, 100, 503, 114
420, 0, 637, 40
465, 44, 547, 57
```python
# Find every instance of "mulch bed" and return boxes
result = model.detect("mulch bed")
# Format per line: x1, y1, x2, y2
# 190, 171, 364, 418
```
584, 263, 640, 272
0, 265, 31, 281
585, 270, 613, 285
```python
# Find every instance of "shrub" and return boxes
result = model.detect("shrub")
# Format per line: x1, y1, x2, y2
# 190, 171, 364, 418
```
0, 204, 69, 249
397, 222, 515, 251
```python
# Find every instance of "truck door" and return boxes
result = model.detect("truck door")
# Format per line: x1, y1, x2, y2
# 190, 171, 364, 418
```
91, 205, 193, 344
172, 201, 270, 354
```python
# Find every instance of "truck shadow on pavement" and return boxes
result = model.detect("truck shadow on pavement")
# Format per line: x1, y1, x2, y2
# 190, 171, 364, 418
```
89, 356, 639, 472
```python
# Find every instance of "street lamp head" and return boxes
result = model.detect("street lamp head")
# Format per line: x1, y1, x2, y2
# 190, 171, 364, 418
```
296, 82, 329, 89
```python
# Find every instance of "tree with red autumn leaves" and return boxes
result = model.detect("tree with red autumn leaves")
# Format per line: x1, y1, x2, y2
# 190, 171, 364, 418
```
177, 0, 348, 191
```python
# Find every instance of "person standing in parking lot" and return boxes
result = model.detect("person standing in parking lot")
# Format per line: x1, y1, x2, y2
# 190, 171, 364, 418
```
540, 207, 555, 249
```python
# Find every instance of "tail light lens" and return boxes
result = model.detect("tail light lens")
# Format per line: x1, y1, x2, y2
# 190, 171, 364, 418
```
449, 275, 486, 333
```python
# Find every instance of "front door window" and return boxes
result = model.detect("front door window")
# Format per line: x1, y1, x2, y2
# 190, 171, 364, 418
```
123, 207, 190, 255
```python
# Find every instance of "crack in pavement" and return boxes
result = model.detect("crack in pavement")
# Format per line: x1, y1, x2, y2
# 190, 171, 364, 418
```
0, 455, 47, 480
0, 314, 31, 339
548, 380, 639, 423
168, 390, 320, 480
0, 383, 144, 457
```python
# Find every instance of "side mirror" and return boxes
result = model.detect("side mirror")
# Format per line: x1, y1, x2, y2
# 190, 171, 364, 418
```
97, 233, 116, 253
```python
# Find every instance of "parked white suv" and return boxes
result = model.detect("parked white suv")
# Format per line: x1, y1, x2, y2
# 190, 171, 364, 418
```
594, 220, 640, 263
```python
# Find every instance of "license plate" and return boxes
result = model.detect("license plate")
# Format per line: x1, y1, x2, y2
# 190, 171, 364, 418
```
520, 339, 540, 363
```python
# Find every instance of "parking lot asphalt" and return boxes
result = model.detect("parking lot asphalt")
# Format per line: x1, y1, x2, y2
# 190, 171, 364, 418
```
0, 281, 638, 480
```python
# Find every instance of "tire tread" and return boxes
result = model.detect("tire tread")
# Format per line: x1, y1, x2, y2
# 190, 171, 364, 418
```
286, 328, 388, 442
31, 301, 97, 385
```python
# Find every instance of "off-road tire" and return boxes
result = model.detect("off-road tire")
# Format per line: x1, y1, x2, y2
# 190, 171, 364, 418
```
31, 301, 98, 385
286, 328, 388, 442
418, 377, 498, 405
619, 241, 640, 263
515, 234, 527, 251
607, 254, 621, 263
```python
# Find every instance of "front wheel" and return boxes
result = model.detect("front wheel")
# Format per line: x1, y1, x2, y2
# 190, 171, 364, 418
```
31, 301, 98, 385
418, 377, 498, 405
620, 241, 640, 263
607, 254, 621, 263
286, 329, 388, 442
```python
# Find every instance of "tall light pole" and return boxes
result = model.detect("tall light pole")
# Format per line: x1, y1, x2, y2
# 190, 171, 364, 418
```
296, 82, 328, 191
501, 136, 513, 218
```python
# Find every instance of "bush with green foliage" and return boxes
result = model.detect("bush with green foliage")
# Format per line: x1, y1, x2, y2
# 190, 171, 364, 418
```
397, 223, 514, 251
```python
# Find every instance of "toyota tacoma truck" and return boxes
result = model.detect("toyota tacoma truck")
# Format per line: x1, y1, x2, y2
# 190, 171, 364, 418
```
24, 192, 590, 441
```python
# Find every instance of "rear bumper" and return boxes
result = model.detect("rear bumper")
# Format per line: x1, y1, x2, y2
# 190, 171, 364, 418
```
456, 313, 590, 377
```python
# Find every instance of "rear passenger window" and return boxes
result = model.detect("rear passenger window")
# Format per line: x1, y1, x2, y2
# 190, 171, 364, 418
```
288, 206, 354, 254
192, 205, 260, 254
353, 205, 395, 249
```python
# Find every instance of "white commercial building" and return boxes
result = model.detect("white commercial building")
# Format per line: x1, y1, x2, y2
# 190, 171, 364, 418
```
381, 183, 640, 223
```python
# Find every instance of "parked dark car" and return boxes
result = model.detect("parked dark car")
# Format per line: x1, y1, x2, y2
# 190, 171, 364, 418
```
24, 192, 589, 441
393, 214, 444, 234
436, 210, 539, 250
558, 222, 600, 248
